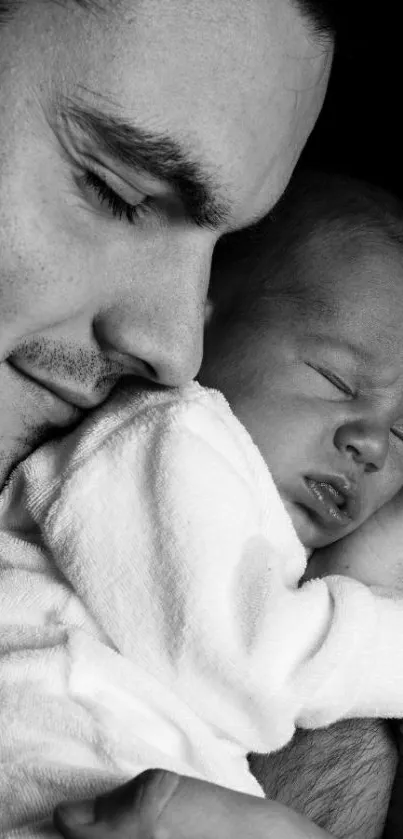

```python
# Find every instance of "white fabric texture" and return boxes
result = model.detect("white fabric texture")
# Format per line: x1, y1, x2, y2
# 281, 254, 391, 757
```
1, 380, 403, 835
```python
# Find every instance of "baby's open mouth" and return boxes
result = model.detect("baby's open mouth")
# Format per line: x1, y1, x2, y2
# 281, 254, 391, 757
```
303, 477, 357, 528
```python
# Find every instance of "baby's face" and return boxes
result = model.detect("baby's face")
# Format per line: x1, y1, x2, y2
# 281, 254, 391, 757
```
202, 244, 403, 549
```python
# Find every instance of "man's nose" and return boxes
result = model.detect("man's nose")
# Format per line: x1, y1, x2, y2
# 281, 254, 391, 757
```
94, 235, 214, 387
333, 420, 390, 472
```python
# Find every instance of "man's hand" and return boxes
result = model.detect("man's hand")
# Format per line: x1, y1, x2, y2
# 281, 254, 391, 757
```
54, 769, 333, 839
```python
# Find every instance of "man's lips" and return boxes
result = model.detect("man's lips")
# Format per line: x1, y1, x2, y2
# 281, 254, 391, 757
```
8, 352, 151, 411
302, 475, 361, 528
8, 359, 116, 411
6, 361, 84, 423
25, 378, 109, 411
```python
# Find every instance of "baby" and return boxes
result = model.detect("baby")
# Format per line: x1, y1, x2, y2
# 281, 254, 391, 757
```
202, 170, 403, 551
2, 172, 403, 834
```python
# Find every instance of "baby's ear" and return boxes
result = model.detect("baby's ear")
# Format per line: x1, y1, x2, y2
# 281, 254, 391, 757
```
204, 298, 214, 325
53, 769, 179, 838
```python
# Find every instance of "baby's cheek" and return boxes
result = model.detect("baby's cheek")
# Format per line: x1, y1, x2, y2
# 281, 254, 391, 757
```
384, 445, 403, 493
360, 465, 401, 524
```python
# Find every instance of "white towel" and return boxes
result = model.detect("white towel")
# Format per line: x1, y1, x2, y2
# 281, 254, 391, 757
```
2, 380, 403, 835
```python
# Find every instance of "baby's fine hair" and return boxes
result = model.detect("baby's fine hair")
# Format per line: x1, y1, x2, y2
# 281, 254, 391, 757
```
210, 171, 403, 328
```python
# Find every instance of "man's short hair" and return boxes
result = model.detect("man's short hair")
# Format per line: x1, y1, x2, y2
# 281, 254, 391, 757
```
0, 0, 337, 35
0, 0, 102, 22
292, 0, 336, 42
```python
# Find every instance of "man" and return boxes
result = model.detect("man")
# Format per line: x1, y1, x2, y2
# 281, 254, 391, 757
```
0, 1, 396, 837
0, 0, 329, 484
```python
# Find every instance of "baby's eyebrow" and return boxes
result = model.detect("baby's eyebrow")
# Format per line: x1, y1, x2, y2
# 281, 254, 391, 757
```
309, 334, 403, 391
308, 334, 371, 363
56, 93, 232, 232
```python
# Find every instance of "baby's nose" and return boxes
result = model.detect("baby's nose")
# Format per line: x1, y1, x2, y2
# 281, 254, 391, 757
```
334, 421, 389, 472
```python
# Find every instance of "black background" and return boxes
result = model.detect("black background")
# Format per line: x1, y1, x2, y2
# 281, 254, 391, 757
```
301, 5, 401, 197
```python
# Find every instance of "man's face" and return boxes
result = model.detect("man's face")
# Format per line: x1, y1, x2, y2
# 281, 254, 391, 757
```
0, 0, 331, 487
201, 244, 403, 549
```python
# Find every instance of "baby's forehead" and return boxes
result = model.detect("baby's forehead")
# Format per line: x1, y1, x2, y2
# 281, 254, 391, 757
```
284, 244, 403, 373
251, 229, 403, 371
295, 225, 403, 310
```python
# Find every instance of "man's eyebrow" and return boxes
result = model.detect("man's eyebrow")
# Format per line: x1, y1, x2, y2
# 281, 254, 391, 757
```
58, 96, 231, 231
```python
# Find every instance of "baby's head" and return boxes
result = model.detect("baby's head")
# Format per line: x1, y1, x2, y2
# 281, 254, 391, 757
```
200, 172, 403, 549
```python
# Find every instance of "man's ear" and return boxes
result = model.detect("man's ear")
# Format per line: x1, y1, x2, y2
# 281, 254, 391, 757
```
204, 298, 214, 325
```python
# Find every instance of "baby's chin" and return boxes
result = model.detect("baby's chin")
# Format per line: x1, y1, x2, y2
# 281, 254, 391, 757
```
284, 499, 360, 551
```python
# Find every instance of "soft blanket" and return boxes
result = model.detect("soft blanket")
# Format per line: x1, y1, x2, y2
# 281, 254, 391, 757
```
1, 381, 403, 835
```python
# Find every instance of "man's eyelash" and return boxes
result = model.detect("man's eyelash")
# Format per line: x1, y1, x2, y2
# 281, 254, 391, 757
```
391, 426, 403, 442
83, 170, 151, 225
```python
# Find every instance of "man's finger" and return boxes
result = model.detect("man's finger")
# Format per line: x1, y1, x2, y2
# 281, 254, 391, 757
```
54, 768, 332, 838
54, 769, 181, 837
54, 798, 95, 838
